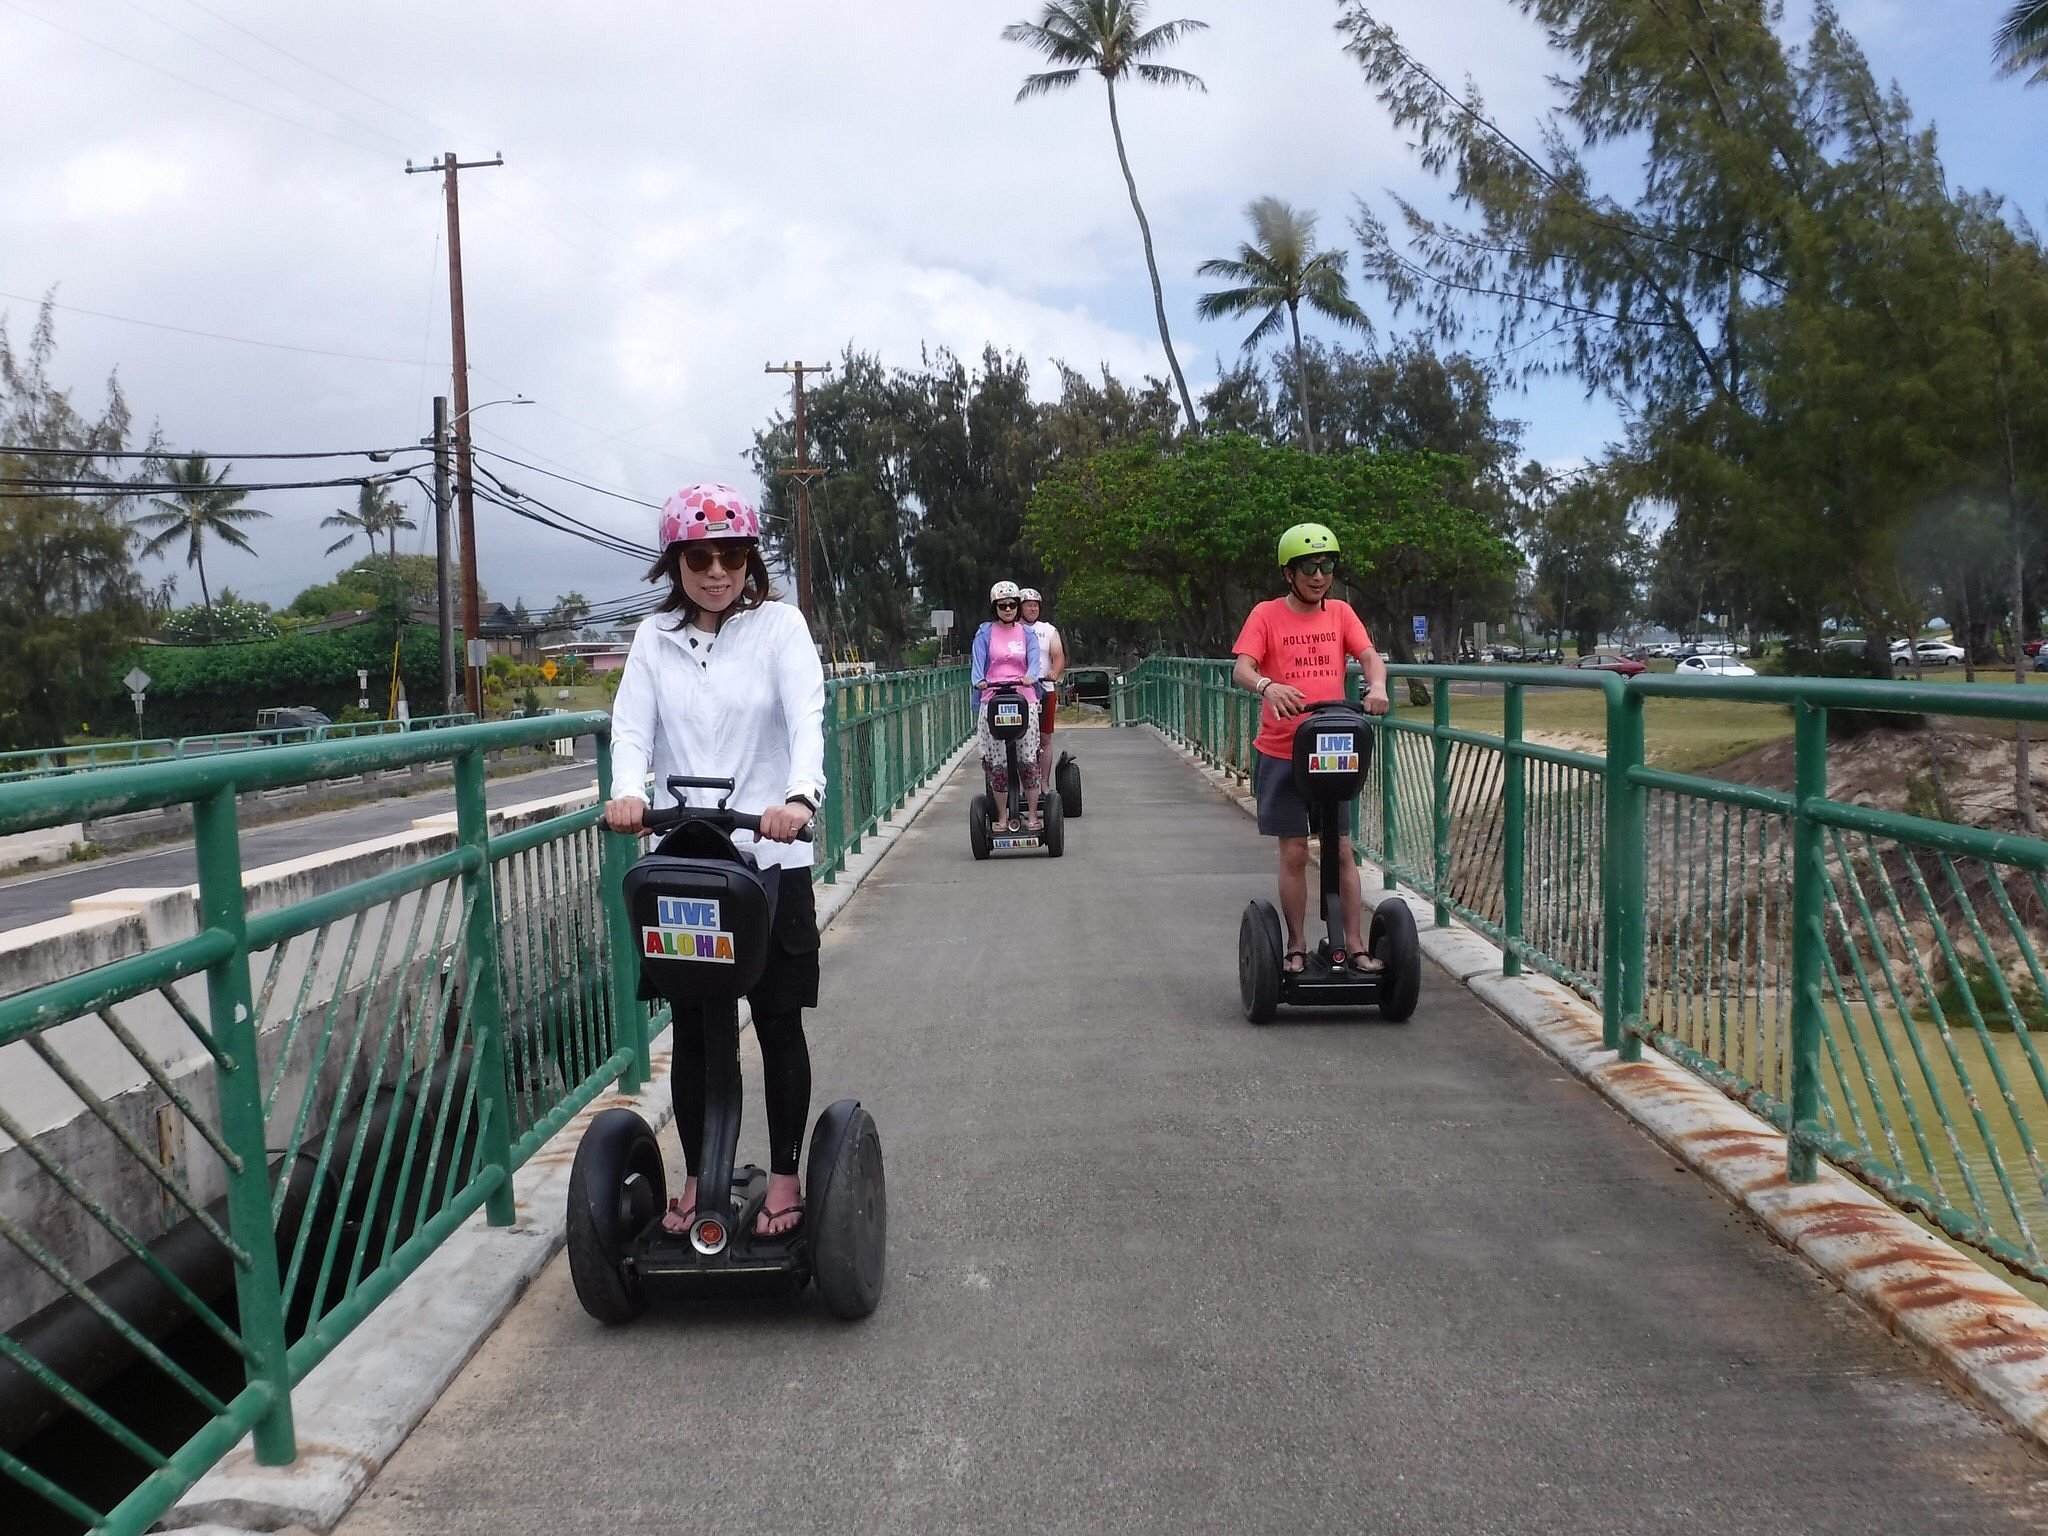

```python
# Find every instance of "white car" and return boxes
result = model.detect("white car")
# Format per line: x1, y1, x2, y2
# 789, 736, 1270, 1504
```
1911, 640, 1965, 666
1675, 654, 1758, 677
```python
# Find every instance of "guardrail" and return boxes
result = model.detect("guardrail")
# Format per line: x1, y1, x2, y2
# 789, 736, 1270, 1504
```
1119, 657, 2048, 1288
817, 666, 973, 881
0, 716, 480, 784
0, 714, 638, 1536
0, 666, 970, 1533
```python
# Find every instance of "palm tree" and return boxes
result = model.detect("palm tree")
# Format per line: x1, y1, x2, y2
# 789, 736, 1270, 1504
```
130, 456, 269, 637
321, 481, 416, 561
1004, 0, 1207, 434
1196, 197, 1368, 453
1996, 1, 2048, 83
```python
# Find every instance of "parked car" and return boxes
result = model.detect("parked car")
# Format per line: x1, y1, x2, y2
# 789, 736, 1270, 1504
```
257, 706, 331, 730
1530, 647, 1564, 665
1911, 640, 1966, 666
1674, 654, 1758, 678
2025, 638, 2047, 658
1573, 652, 1647, 677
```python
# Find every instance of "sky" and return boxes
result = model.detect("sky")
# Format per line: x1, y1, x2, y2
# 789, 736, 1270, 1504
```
3, 0, 2045, 623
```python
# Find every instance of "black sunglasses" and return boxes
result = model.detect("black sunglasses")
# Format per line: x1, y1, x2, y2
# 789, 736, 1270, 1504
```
1290, 556, 1339, 577
995, 598, 1020, 608
680, 545, 751, 573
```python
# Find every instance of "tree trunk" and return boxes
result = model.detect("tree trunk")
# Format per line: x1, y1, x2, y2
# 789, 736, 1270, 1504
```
1103, 80, 1200, 436
2013, 484, 2037, 834
1288, 302, 1315, 454
195, 541, 214, 641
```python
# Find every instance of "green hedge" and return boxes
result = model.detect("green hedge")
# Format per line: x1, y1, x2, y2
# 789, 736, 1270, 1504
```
112, 623, 445, 737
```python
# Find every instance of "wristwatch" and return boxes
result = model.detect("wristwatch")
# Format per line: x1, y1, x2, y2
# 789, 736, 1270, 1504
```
787, 794, 817, 814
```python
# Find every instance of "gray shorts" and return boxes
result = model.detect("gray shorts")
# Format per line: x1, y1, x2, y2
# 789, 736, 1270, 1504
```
1252, 750, 1314, 839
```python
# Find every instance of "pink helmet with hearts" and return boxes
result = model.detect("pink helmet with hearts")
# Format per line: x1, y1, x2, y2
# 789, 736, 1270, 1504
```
657, 482, 761, 548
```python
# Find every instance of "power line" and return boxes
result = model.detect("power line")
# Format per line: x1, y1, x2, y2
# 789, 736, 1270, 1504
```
0, 288, 428, 366
0, 0, 392, 161
0, 443, 430, 461
468, 445, 661, 508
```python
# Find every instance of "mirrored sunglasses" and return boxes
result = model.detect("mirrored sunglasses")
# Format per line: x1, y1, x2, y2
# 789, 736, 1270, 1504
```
681, 545, 752, 573
1291, 556, 1339, 577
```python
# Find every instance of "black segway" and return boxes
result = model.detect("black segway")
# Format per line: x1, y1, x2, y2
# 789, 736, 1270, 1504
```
567, 776, 885, 1322
1054, 751, 1083, 817
1238, 703, 1421, 1024
968, 682, 1064, 859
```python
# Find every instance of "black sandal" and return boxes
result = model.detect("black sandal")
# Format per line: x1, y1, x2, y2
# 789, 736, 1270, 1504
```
755, 1201, 804, 1239
1283, 950, 1309, 974
1348, 950, 1384, 974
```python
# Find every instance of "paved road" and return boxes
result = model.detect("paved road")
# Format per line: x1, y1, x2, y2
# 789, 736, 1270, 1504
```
0, 760, 601, 930
337, 732, 2047, 1536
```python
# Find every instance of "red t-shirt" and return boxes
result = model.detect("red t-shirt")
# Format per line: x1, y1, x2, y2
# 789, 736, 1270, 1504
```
1233, 597, 1373, 760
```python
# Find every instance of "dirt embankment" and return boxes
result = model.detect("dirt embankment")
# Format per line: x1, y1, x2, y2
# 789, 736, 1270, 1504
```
1708, 726, 2048, 835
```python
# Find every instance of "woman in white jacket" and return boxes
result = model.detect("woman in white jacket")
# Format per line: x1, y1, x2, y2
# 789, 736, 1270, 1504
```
604, 482, 826, 1240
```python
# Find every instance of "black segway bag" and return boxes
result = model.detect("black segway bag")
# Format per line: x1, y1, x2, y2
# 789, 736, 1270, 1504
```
1290, 705, 1374, 806
622, 820, 772, 1003
986, 691, 1031, 741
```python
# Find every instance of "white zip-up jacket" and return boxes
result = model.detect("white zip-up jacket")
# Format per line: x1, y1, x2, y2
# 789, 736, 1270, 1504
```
607, 599, 826, 872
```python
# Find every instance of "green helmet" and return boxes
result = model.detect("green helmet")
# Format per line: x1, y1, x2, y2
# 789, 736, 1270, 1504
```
1278, 522, 1340, 567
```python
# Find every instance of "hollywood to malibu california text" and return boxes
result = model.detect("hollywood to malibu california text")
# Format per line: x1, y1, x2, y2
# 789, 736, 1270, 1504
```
644, 895, 735, 963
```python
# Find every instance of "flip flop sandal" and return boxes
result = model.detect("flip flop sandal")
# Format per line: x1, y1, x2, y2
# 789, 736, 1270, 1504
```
1348, 951, 1384, 974
661, 1197, 694, 1236
755, 1201, 804, 1239
1283, 950, 1309, 974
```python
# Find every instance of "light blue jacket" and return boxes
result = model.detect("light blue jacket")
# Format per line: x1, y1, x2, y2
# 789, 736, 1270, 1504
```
970, 620, 1042, 709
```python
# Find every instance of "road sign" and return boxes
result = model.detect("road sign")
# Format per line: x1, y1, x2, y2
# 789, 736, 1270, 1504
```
1412, 615, 1428, 643
123, 667, 151, 695
541, 659, 558, 682
931, 609, 954, 637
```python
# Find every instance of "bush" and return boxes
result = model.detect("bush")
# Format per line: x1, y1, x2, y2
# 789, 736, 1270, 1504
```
112, 623, 441, 736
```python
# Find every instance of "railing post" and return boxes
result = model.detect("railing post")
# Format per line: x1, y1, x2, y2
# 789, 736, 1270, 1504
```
191, 788, 296, 1464
1789, 700, 1827, 1181
454, 748, 518, 1226
1602, 686, 1647, 1059
1379, 677, 1399, 890
594, 733, 649, 1093
1432, 681, 1452, 927
821, 685, 844, 883
1503, 684, 1525, 978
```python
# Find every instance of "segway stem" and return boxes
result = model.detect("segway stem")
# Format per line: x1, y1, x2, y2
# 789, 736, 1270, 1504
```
1319, 802, 1345, 958
696, 1001, 743, 1225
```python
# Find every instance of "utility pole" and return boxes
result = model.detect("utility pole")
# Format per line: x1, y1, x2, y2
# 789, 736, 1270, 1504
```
431, 395, 457, 714
408, 150, 502, 714
765, 360, 831, 633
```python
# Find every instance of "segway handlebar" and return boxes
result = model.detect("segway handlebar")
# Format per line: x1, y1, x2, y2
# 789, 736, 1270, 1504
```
642, 775, 815, 842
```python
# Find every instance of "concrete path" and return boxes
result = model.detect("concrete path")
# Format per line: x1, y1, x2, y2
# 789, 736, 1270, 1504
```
0, 759, 600, 930
335, 731, 2048, 1536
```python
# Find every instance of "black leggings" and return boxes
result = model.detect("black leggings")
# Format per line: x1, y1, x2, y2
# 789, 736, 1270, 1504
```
671, 1007, 812, 1177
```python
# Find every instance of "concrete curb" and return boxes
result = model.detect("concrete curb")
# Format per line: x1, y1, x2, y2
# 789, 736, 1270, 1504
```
162, 743, 977, 1533
1153, 726, 2048, 1452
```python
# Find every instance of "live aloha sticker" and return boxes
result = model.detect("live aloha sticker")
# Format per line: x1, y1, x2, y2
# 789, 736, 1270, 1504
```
992, 835, 1039, 850
642, 894, 735, 963
1309, 731, 1360, 774
995, 702, 1024, 727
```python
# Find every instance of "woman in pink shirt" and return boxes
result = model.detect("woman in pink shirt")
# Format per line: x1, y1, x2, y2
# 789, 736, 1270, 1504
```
971, 580, 1044, 832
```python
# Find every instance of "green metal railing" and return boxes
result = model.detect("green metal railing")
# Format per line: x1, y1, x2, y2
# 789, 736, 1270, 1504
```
0, 716, 480, 785
0, 715, 642, 1536
816, 666, 973, 881
0, 666, 969, 1534
1121, 657, 2048, 1286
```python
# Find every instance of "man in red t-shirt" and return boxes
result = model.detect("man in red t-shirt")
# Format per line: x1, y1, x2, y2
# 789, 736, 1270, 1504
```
1231, 522, 1390, 974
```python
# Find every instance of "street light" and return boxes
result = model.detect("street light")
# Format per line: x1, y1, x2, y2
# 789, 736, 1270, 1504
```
422, 395, 533, 715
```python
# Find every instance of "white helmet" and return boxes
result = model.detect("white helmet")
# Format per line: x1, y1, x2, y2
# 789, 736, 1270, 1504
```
990, 580, 1022, 603
1018, 587, 1042, 603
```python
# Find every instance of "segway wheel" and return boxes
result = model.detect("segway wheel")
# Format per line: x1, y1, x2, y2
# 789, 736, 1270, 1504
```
1239, 899, 1282, 1024
566, 1107, 665, 1325
807, 1100, 886, 1320
1371, 899, 1422, 1022
1041, 787, 1065, 857
969, 792, 992, 861
1055, 753, 1083, 818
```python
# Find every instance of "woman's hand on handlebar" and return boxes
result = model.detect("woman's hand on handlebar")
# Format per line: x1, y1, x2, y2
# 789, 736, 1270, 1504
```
1265, 682, 1309, 718
756, 802, 813, 843
604, 796, 647, 834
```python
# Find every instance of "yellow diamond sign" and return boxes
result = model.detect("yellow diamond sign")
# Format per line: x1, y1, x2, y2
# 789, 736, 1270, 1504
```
540, 660, 558, 682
